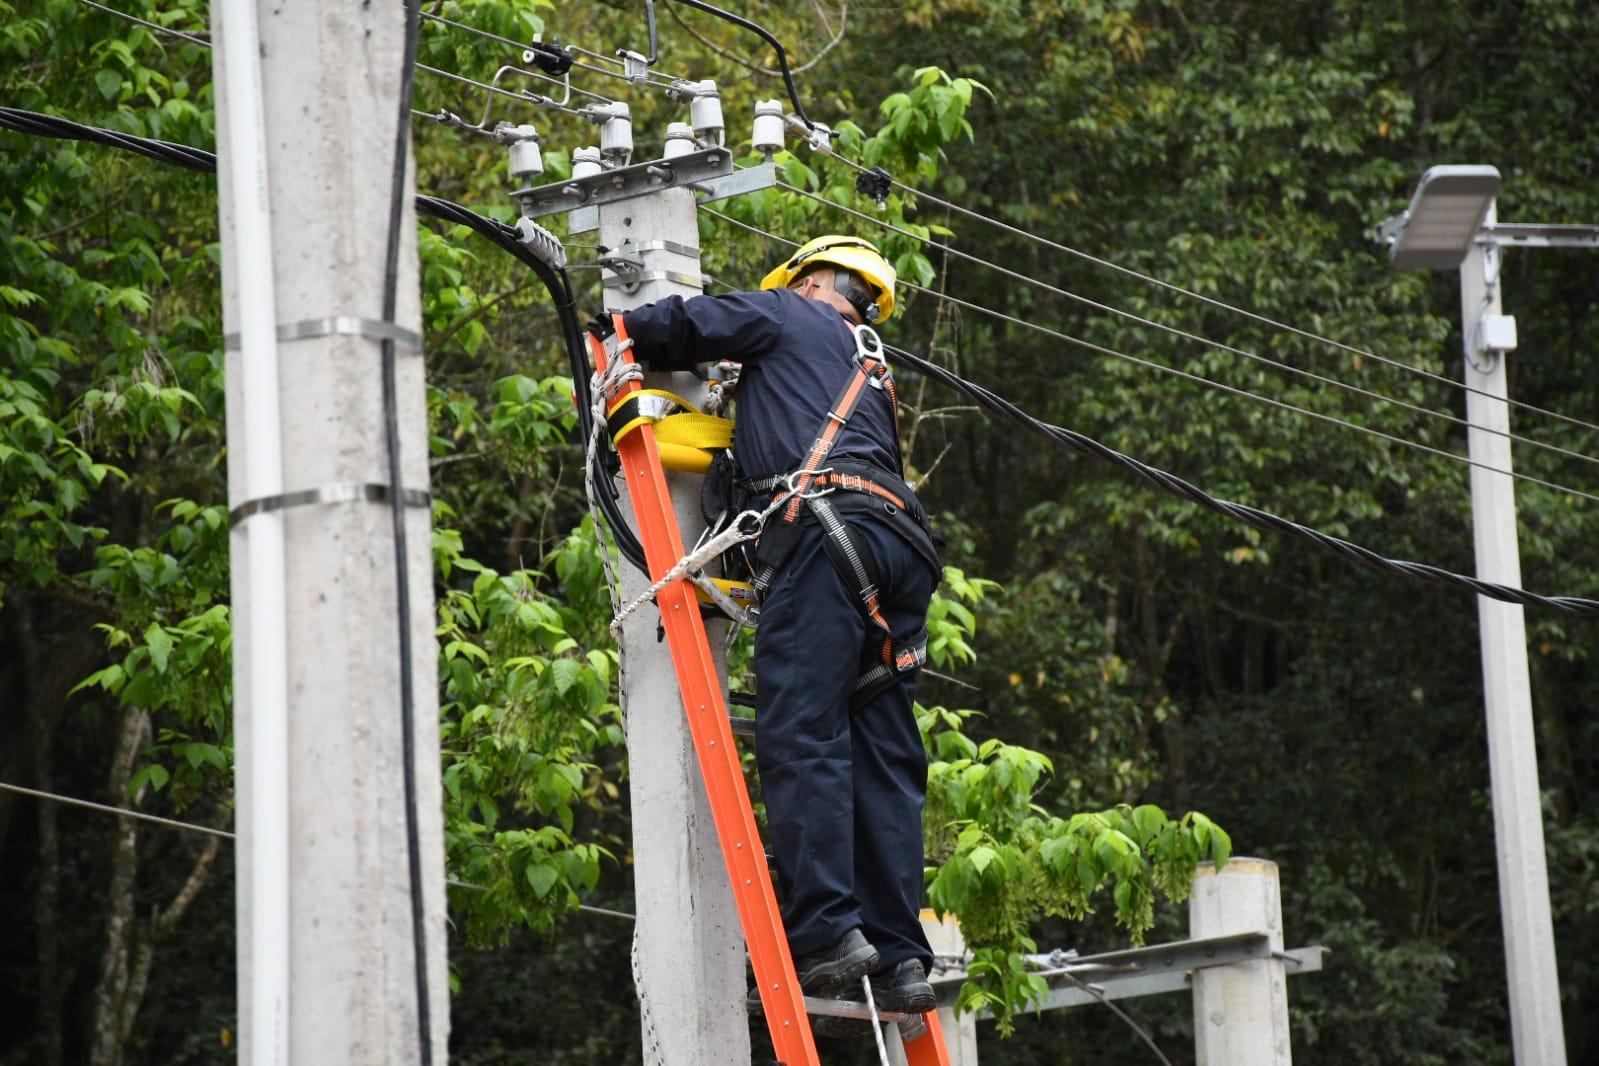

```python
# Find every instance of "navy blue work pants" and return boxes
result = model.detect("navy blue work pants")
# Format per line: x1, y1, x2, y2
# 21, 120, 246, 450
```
754, 513, 937, 971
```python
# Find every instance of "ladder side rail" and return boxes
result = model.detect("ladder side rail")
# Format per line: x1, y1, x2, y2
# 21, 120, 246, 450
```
591, 327, 820, 1066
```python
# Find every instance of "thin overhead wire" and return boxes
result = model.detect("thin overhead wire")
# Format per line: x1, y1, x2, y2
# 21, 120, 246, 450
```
70, 3, 610, 115
0, 780, 627, 921
0, 779, 234, 839
75, 0, 207, 44
775, 179, 1599, 475
419, 9, 685, 90
702, 209, 1599, 506
1053, 968, 1175, 1066
697, 215, 1599, 613
811, 146, 1599, 438
415, 63, 595, 117
566, 43, 688, 88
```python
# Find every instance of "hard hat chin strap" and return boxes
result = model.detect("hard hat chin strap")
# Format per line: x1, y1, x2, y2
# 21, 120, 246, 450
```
828, 267, 881, 323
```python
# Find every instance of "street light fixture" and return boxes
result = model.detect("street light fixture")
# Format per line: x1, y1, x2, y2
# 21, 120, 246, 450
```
1378, 164, 1501, 269
1377, 168, 1585, 1066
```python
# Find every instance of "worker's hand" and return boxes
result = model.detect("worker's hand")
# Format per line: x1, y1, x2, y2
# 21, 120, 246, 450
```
586, 311, 617, 341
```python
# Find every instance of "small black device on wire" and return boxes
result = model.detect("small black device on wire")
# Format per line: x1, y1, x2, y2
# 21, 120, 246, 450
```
854, 166, 893, 208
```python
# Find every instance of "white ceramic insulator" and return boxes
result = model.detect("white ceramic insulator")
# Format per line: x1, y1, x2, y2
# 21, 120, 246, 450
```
689, 80, 724, 145
663, 122, 697, 160
600, 102, 633, 163
508, 127, 543, 180
572, 146, 603, 180
752, 99, 785, 155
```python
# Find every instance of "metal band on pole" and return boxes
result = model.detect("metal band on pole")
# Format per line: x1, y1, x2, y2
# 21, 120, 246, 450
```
223, 316, 423, 351
229, 483, 431, 527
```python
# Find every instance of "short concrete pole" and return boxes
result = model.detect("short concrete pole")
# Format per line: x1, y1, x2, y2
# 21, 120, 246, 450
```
599, 187, 749, 1065
1190, 859, 1291, 1066
889, 911, 979, 1065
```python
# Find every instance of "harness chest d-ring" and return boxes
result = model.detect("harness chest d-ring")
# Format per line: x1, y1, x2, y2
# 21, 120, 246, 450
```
851, 325, 889, 390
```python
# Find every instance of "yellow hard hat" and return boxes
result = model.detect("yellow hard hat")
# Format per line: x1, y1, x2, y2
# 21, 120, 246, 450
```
759, 234, 898, 324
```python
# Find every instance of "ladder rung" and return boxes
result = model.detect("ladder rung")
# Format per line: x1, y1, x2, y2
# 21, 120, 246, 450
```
728, 714, 756, 737
803, 995, 918, 1023
747, 995, 921, 1023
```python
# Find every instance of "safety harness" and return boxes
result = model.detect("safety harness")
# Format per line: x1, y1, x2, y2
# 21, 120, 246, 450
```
740, 323, 939, 706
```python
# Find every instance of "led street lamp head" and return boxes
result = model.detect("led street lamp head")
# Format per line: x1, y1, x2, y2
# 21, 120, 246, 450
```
1382, 165, 1502, 271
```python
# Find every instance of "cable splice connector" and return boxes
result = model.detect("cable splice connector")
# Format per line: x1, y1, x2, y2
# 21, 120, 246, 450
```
514, 217, 566, 270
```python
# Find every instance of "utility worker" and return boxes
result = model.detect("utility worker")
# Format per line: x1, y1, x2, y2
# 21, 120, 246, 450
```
596, 235, 940, 1036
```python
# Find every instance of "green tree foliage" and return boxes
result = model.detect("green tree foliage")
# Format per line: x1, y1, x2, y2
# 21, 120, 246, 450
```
4, 1, 1599, 1063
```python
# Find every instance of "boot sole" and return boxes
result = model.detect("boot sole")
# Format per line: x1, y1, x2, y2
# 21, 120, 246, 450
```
872, 983, 937, 1015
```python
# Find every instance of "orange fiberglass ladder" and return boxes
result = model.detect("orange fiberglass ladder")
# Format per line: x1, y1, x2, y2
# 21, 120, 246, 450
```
591, 323, 952, 1066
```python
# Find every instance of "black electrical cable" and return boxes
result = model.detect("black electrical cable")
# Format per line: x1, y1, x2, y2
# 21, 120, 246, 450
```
378, 2, 432, 1060
882, 342, 1599, 618
0, 106, 214, 170
412, 198, 648, 571
665, 0, 816, 130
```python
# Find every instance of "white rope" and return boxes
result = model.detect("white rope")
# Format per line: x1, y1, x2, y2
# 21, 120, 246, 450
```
608, 493, 790, 639
862, 973, 892, 1065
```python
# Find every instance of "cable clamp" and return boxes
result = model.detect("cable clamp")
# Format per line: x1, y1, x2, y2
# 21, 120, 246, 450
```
229, 482, 430, 528
603, 268, 705, 292
223, 316, 421, 352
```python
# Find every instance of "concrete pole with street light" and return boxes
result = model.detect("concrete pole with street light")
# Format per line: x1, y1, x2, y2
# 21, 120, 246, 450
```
1379, 166, 1568, 1066
1457, 204, 1566, 1066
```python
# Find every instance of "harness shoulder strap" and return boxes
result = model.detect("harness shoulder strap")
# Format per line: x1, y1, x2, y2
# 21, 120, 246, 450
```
752, 324, 892, 593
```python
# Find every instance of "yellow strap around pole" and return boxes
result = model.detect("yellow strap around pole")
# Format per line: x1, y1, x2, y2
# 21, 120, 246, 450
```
606, 389, 735, 472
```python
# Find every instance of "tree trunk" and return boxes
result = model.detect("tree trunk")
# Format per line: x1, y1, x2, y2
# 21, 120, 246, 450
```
87, 709, 150, 1066
18, 596, 65, 1066
118, 835, 221, 1049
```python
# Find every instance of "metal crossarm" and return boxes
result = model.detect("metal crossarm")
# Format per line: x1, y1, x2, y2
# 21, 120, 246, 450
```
589, 321, 951, 1065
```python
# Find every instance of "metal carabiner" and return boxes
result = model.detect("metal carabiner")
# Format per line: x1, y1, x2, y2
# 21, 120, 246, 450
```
784, 467, 837, 501
850, 324, 888, 387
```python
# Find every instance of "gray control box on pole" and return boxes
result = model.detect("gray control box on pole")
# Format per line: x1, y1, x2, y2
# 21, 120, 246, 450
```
211, 3, 448, 1062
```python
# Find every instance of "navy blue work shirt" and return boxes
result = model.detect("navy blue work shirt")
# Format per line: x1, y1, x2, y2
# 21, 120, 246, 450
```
622, 288, 902, 481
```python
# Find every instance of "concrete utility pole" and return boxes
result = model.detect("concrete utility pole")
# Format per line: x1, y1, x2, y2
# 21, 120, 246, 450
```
599, 188, 750, 1063
1190, 859, 1292, 1066
1458, 206, 1567, 1066
1378, 168, 1586, 1065
212, 3, 448, 1063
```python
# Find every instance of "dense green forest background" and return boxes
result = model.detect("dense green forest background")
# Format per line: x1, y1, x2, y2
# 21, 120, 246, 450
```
3, 1, 1597, 1063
